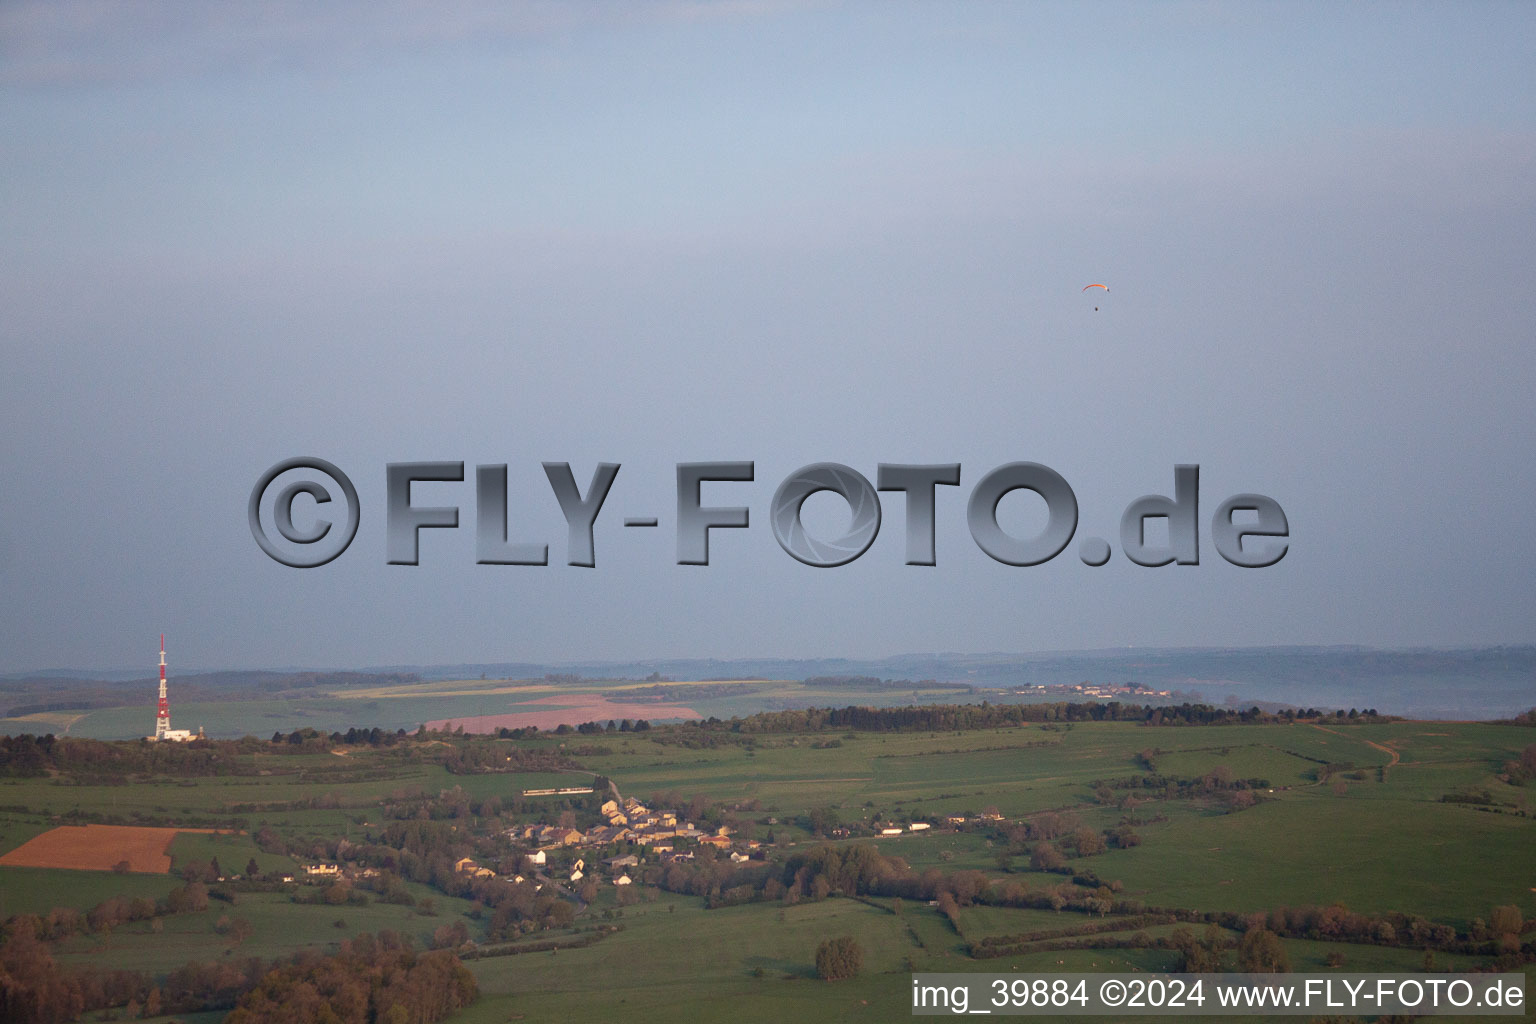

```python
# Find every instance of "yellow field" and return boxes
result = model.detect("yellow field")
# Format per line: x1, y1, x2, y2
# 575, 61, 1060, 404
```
0, 710, 86, 732
603, 679, 787, 691
328, 681, 559, 700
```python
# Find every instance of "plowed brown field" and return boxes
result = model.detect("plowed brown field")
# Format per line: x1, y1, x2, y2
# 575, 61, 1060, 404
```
0, 824, 229, 873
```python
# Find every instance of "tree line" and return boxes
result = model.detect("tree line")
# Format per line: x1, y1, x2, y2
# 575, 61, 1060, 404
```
224, 931, 477, 1024
804, 675, 972, 692
644, 701, 1391, 738
0, 923, 476, 1024
5, 881, 211, 947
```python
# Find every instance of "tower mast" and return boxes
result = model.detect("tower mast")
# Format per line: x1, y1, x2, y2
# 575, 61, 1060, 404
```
155, 633, 170, 740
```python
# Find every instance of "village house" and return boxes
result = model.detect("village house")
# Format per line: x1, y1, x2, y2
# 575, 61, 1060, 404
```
588, 824, 633, 845
454, 857, 495, 878
633, 825, 680, 845
546, 827, 583, 847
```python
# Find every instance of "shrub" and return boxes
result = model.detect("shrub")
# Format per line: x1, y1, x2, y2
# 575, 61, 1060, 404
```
814, 935, 864, 980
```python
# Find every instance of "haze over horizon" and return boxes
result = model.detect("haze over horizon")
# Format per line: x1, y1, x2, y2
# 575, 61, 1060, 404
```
3, 3, 1533, 676
6, 640, 1531, 690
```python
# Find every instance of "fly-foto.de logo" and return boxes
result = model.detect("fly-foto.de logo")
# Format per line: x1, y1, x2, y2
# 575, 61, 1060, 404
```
248, 460, 1287, 571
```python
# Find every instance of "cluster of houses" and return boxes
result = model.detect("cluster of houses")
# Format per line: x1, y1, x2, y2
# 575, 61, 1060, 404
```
937, 810, 1003, 830
1012, 682, 1173, 699
448, 850, 553, 889
286, 796, 994, 900
825, 813, 998, 840
564, 855, 640, 887
507, 796, 708, 853
500, 795, 774, 879
450, 852, 646, 890
300, 863, 381, 883
289, 795, 1002, 899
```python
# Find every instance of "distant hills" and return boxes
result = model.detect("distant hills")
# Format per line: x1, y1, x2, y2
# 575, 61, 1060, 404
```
3, 646, 1532, 721
362, 647, 1535, 718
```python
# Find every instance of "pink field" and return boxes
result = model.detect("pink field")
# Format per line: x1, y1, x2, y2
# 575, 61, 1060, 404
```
425, 694, 700, 733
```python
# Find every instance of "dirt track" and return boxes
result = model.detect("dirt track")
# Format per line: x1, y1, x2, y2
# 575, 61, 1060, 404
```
1310, 723, 1402, 768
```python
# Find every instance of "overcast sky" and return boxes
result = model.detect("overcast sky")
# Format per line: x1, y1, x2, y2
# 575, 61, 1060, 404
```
2, 1, 1532, 673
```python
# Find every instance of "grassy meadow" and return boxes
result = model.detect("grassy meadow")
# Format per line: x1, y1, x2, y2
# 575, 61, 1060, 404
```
0, 710, 1531, 1022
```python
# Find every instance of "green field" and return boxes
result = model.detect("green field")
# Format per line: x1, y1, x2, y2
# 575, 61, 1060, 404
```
0, 866, 184, 918
165, 830, 296, 876
3, 676, 1046, 742
51, 886, 473, 974
0, 761, 582, 839
1, 714, 1531, 1023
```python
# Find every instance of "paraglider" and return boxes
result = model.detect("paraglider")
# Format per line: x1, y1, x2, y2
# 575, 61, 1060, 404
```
1083, 283, 1108, 310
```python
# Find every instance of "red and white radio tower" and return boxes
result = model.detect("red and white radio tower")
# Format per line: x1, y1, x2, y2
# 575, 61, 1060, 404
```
155, 633, 171, 740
